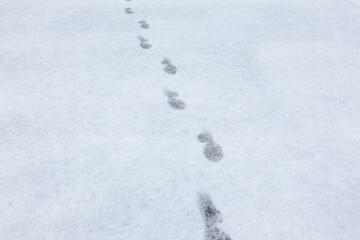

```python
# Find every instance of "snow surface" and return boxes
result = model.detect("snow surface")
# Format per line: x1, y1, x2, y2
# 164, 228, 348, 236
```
1, 0, 360, 239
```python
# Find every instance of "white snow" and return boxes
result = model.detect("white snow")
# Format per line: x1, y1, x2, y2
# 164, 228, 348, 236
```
1, 0, 360, 239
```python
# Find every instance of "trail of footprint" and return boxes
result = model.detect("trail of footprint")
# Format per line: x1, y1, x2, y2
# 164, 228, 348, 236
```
198, 193, 232, 240
125, 8, 134, 14
164, 90, 186, 110
139, 20, 150, 29
138, 36, 152, 49
161, 58, 177, 74
198, 132, 224, 162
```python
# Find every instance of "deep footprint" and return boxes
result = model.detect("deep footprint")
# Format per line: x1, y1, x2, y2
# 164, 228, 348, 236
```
138, 36, 152, 49
198, 193, 232, 240
139, 20, 150, 29
198, 132, 223, 162
125, 8, 134, 14
165, 90, 186, 110
161, 58, 177, 74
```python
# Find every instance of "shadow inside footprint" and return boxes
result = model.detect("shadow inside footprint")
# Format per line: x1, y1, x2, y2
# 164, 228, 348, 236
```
198, 193, 232, 240
198, 132, 214, 143
204, 143, 223, 162
165, 90, 179, 98
138, 36, 152, 49
165, 90, 186, 110
161, 58, 177, 74
164, 64, 177, 74
139, 20, 150, 29
206, 227, 232, 240
125, 8, 134, 14
168, 98, 186, 110
199, 193, 222, 227
140, 42, 152, 49
198, 132, 223, 162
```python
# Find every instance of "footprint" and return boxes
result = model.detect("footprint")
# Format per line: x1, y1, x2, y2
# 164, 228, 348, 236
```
198, 193, 232, 240
161, 58, 177, 74
139, 20, 150, 29
125, 8, 134, 14
198, 132, 223, 162
198, 193, 223, 227
206, 227, 232, 240
164, 90, 186, 110
138, 35, 152, 49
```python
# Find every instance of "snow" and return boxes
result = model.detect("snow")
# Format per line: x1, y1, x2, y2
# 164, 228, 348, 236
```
1, 0, 360, 239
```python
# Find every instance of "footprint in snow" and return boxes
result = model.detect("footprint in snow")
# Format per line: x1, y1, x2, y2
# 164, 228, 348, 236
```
198, 193, 232, 240
139, 20, 150, 29
198, 132, 223, 162
161, 58, 177, 74
164, 90, 186, 110
198, 193, 223, 227
138, 36, 152, 49
125, 8, 134, 14
206, 227, 232, 240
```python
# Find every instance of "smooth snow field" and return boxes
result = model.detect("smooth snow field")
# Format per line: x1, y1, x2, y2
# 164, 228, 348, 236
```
1, 0, 360, 239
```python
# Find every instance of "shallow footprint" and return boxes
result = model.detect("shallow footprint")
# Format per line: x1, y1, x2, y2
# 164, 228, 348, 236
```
165, 90, 186, 110
139, 20, 150, 29
198, 193, 223, 227
168, 98, 186, 110
138, 36, 152, 49
198, 193, 232, 240
204, 143, 223, 162
140, 42, 152, 49
198, 132, 223, 162
198, 132, 214, 143
206, 227, 232, 240
161, 58, 177, 74
125, 8, 134, 14
165, 90, 179, 98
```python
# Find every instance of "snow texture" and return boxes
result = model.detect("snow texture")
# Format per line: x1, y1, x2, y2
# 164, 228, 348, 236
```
1, 0, 360, 240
